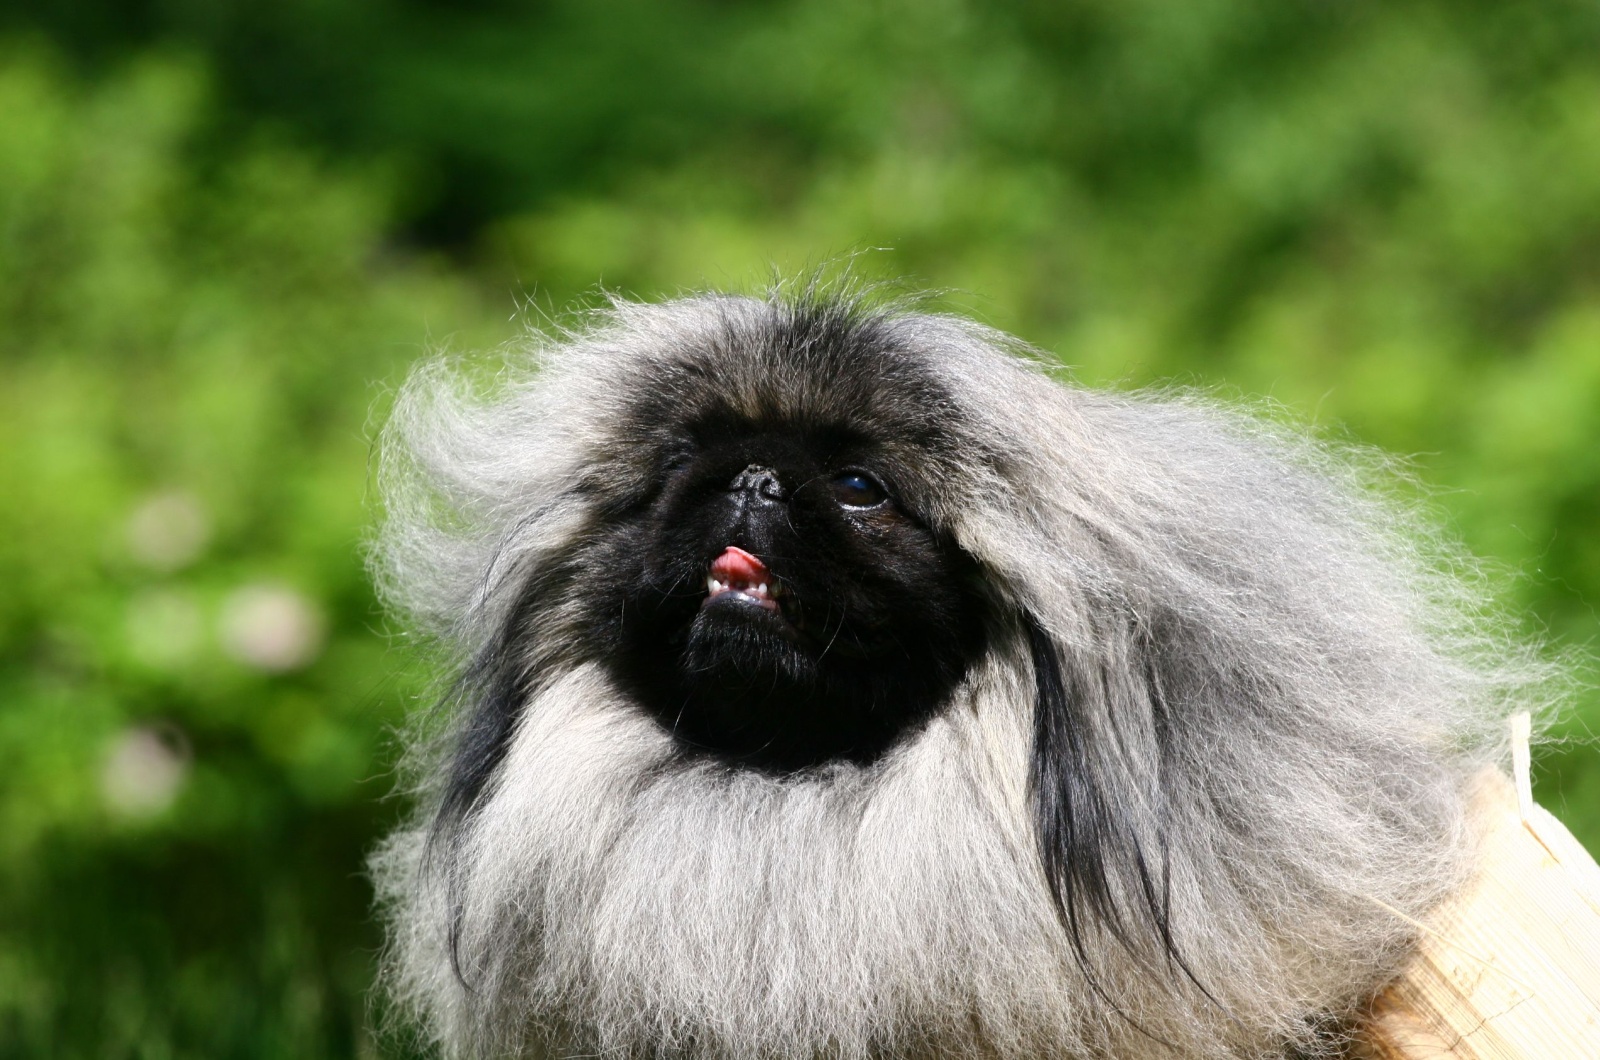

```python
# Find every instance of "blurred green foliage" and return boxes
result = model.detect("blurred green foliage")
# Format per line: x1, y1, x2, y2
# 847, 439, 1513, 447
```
2, 2, 1598, 1056
0, 47, 504, 1058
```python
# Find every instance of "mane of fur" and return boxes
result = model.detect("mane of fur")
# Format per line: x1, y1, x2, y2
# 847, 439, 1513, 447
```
370, 287, 1549, 1059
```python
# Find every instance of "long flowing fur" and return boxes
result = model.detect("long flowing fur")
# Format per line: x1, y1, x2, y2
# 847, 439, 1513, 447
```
370, 286, 1549, 1059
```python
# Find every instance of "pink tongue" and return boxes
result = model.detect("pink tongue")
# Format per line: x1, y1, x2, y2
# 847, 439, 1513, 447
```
710, 546, 770, 583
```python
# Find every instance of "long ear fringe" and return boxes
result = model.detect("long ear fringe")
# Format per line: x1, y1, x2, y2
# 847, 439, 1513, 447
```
977, 363, 1562, 1052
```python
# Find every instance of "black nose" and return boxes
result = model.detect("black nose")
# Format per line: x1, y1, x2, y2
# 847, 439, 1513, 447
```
729, 464, 785, 502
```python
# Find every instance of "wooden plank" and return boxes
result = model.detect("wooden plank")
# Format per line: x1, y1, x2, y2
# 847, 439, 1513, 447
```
1357, 735, 1600, 1059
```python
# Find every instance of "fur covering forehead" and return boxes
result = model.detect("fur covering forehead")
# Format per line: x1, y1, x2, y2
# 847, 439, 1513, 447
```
371, 287, 1546, 1059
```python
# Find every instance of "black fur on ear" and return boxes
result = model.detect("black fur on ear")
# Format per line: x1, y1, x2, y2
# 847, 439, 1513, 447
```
432, 614, 533, 846
1023, 609, 1200, 990
423, 547, 585, 987
425, 606, 536, 990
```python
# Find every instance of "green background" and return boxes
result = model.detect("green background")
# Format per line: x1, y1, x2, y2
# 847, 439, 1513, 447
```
2, 2, 1597, 1056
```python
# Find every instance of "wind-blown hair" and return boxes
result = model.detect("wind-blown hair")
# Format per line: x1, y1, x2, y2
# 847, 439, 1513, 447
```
370, 286, 1548, 1059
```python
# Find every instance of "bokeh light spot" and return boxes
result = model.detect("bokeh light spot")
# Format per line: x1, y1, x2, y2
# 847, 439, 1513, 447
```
101, 724, 192, 819
219, 584, 326, 673
124, 490, 211, 572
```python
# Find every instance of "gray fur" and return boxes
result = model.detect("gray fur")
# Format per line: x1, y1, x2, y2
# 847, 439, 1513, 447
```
370, 287, 1548, 1058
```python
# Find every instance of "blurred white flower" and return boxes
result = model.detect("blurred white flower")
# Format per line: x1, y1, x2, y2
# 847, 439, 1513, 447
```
125, 490, 210, 571
101, 724, 191, 818
125, 588, 203, 669
219, 583, 326, 673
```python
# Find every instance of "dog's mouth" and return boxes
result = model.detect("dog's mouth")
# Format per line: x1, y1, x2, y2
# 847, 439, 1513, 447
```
704, 545, 787, 615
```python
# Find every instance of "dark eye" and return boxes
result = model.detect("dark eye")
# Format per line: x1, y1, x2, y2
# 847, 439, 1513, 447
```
831, 471, 887, 509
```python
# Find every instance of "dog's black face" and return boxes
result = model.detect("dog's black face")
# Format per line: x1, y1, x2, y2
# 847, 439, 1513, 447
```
598, 411, 987, 771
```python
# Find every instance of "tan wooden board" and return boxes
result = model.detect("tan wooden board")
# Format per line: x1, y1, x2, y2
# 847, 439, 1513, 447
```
1358, 769, 1600, 1059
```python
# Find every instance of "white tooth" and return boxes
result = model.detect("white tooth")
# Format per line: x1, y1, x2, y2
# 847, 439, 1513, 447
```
707, 577, 720, 592
757, 583, 768, 596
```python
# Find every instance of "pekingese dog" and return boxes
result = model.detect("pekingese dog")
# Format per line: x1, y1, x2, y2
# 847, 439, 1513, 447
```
371, 285, 1543, 1059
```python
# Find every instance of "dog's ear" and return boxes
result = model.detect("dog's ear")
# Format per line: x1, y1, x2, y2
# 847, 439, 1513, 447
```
428, 537, 590, 841
431, 609, 533, 844
423, 549, 585, 987
420, 588, 539, 990
1023, 609, 1187, 981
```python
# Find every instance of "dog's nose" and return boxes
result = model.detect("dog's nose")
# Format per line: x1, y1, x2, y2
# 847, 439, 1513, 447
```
728, 464, 786, 503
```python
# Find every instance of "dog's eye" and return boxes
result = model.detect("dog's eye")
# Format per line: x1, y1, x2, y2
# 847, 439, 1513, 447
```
831, 471, 887, 509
